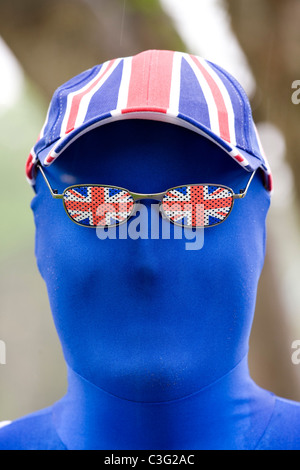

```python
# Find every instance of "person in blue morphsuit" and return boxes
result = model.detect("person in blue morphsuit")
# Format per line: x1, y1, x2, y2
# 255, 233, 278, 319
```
1, 50, 300, 450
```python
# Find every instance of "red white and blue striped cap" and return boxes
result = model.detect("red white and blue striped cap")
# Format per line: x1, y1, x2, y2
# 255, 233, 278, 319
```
26, 49, 272, 191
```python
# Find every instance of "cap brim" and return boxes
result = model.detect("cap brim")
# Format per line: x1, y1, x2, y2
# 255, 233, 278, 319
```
35, 109, 272, 190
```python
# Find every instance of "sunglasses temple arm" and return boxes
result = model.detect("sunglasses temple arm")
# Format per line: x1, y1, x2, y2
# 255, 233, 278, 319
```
233, 170, 256, 199
36, 164, 64, 199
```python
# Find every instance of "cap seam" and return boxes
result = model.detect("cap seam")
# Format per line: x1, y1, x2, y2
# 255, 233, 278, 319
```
210, 62, 250, 150
235, 144, 263, 163
223, 71, 253, 152
147, 51, 153, 106
226, 73, 252, 151
49, 65, 103, 144
37, 135, 61, 159
51, 89, 64, 143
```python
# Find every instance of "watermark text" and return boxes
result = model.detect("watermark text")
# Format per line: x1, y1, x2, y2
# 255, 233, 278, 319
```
0, 340, 6, 365
96, 203, 204, 251
291, 80, 300, 105
291, 340, 300, 365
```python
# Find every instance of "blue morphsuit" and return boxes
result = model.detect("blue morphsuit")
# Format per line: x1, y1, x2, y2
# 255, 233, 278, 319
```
1, 120, 300, 450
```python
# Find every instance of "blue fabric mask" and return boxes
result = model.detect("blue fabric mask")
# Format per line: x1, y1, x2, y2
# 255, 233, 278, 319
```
26, 120, 277, 449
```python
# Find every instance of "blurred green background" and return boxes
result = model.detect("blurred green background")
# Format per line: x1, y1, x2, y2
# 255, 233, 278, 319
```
1, 0, 300, 422
0, 81, 67, 419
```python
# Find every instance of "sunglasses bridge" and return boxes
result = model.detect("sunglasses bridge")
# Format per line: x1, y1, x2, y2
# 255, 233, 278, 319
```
129, 191, 168, 201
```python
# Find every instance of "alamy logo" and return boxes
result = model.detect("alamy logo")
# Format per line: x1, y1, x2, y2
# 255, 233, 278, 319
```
0, 340, 6, 365
96, 203, 205, 251
291, 80, 300, 105
291, 340, 300, 365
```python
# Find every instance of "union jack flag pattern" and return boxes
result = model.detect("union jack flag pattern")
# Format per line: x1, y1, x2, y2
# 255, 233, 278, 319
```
26, 50, 272, 192
64, 186, 134, 227
162, 185, 234, 227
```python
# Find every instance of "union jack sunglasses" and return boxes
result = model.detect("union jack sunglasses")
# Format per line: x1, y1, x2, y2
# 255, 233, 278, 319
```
37, 163, 256, 229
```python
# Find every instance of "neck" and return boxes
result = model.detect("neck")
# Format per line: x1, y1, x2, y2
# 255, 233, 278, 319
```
52, 354, 275, 450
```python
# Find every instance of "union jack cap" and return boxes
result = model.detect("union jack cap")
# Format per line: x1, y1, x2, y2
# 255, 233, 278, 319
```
26, 49, 272, 191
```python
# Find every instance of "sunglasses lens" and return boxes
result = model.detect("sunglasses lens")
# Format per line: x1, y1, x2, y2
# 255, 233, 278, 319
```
63, 186, 135, 227
161, 185, 234, 227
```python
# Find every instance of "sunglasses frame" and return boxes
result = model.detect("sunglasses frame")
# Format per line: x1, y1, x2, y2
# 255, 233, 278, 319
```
36, 163, 256, 229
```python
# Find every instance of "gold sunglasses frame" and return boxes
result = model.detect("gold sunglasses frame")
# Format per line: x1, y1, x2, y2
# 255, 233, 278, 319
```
36, 163, 256, 229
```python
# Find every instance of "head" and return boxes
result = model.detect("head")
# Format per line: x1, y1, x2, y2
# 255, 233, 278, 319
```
28, 50, 272, 402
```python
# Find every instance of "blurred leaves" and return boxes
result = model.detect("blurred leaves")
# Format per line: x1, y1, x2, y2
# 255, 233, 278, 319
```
225, 0, 300, 202
0, 0, 186, 100
225, 0, 300, 399
0, 81, 46, 256
127, 0, 162, 14
0, 80, 66, 420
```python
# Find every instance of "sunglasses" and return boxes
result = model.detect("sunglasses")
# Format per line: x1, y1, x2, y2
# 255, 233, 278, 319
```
37, 163, 256, 229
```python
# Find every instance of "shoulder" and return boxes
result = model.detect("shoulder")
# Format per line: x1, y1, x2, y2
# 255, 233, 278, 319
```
0, 406, 66, 450
256, 396, 300, 450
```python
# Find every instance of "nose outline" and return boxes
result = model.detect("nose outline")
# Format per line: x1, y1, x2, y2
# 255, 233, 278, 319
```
129, 199, 162, 233
130, 190, 166, 202
128, 192, 169, 225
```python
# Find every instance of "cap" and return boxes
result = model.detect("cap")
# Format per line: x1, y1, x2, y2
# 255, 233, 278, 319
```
26, 49, 272, 191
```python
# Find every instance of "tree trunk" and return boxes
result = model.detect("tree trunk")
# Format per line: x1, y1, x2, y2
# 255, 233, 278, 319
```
0, 0, 185, 100
226, 0, 300, 400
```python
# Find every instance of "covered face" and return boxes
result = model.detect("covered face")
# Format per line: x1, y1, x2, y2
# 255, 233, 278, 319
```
31, 118, 270, 402
27, 49, 272, 404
